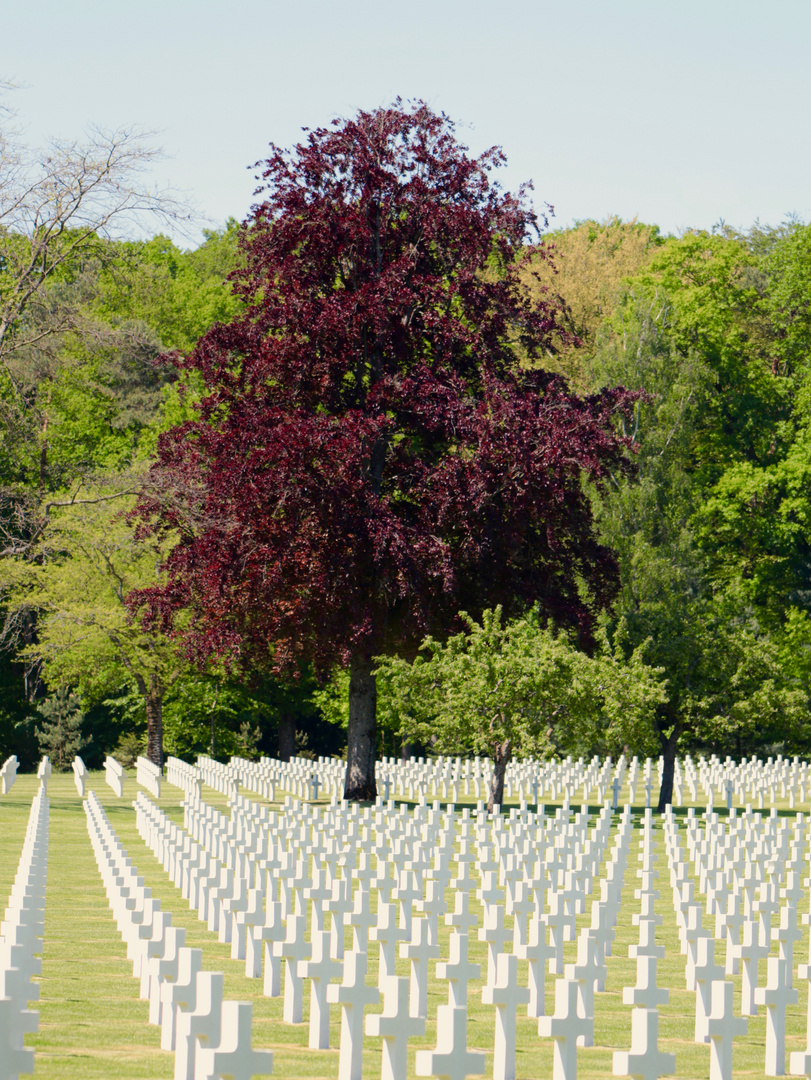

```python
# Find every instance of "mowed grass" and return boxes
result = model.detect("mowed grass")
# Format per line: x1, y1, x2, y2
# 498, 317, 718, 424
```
1, 768, 810, 1078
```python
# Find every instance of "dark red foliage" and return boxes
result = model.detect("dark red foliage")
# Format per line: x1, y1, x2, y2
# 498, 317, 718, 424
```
130, 101, 639, 680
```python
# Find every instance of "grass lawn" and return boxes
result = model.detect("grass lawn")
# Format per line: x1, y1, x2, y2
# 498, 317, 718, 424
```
1, 768, 808, 1078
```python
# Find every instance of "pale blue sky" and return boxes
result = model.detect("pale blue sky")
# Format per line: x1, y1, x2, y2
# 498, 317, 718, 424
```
4, 0, 809, 245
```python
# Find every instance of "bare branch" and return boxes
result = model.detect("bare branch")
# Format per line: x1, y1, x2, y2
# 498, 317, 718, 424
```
0, 119, 200, 382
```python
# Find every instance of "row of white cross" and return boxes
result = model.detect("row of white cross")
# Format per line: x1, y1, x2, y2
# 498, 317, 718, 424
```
133, 786, 645, 1080
134, 786, 673, 1080
221, 752, 811, 811
134, 779, 811, 1080
8, 747, 811, 1080
4, 750, 810, 811
0, 756, 18, 796
0, 784, 48, 1080
84, 750, 811, 813
137, 756, 163, 799
85, 789, 273, 1080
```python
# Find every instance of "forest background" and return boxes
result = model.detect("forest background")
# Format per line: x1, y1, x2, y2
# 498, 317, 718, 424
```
3, 164, 811, 779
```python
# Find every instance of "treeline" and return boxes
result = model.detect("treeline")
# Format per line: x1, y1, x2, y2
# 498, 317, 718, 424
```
2, 211, 811, 773
0, 223, 342, 768
528, 217, 811, 781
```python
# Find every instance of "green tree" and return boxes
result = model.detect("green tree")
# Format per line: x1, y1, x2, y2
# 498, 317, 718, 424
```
521, 217, 662, 389
34, 684, 88, 770
581, 226, 811, 805
0, 483, 187, 765
377, 607, 665, 810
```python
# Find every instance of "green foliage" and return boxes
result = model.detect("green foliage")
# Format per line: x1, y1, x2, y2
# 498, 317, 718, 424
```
94, 225, 241, 355
34, 685, 88, 770
4, 210, 811, 775
161, 676, 268, 762
311, 670, 350, 729
0, 223, 241, 493
377, 608, 666, 763
112, 729, 146, 769
1, 488, 182, 704
235, 722, 262, 761
576, 220, 811, 770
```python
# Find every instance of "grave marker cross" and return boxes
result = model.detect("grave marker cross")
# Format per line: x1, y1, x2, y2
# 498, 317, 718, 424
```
400, 916, 441, 1019
612, 1007, 675, 1080
706, 980, 748, 1080
437, 932, 481, 1008
482, 952, 530, 1080
194, 1000, 273, 1080
754, 956, 797, 1077
298, 928, 342, 1049
414, 1004, 486, 1080
538, 977, 592, 1080
327, 949, 381, 1080
366, 975, 425, 1080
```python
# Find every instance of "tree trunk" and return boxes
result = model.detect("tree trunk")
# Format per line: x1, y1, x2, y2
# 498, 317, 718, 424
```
343, 656, 377, 801
22, 610, 43, 703
278, 711, 296, 762
209, 679, 220, 758
487, 738, 512, 813
145, 673, 164, 768
656, 722, 682, 813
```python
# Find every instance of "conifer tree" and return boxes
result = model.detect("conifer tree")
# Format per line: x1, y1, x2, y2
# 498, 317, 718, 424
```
35, 685, 88, 770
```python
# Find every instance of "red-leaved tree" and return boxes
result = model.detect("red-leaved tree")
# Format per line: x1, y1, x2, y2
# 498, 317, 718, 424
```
130, 101, 639, 798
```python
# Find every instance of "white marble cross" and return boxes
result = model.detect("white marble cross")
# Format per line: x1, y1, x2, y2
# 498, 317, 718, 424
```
482, 952, 530, 1080
159, 946, 202, 1052
478, 903, 511, 987
612, 1007, 675, 1080
506, 878, 536, 953
145, 923, 187, 1025
705, 980, 748, 1080
437, 932, 481, 1008
194, 1000, 273, 1080
324, 876, 354, 961
366, 975, 425, 1080
477, 869, 503, 915
517, 913, 555, 1019
400, 916, 440, 1019
693, 936, 724, 1044
327, 949, 381, 1080
538, 978, 592, 1080
274, 913, 311, 1024
543, 892, 573, 974
415, 1003, 485, 1080
734, 918, 770, 1016
715, 893, 742, 976
370, 902, 407, 983
392, 869, 422, 939
0, 994, 35, 1080
445, 889, 478, 936
416, 878, 446, 946
173, 970, 224, 1080
564, 930, 603, 1045
298, 928, 342, 1049
347, 886, 377, 953
754, 956, 798, 1077
789, 954, 811, 1077
231, 888, 265, 962
629, 920, 665, 962
773, 903, 803, 986
244, 900, 283, 986
680, 904, 710, 990
623, 955, 668, 1011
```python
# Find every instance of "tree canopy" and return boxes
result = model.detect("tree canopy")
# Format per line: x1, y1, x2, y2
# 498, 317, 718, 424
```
129, 101, 642, 799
